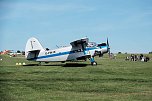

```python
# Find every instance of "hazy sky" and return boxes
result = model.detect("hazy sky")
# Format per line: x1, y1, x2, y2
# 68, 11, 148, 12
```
0, 0, 152, 53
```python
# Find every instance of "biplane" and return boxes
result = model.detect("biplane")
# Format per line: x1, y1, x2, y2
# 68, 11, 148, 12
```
25, 37, 110, 65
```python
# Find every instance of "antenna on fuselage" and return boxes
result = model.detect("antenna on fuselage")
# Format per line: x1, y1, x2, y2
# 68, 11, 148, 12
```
56, 45, 59, 48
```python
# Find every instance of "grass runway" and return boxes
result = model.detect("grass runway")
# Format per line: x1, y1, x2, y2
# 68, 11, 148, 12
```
0, 54, 152, 101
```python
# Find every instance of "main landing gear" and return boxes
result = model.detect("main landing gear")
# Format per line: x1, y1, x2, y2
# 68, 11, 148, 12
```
90, 57, 97, 66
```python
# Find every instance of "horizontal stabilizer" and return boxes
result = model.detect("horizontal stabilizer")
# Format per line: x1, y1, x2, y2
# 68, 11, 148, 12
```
26, 50, 40, 60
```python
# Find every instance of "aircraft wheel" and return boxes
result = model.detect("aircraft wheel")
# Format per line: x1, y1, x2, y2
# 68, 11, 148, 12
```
91, 61, 97, 66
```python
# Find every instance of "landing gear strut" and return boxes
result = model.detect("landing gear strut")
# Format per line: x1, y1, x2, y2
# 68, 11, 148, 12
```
90, 57, 97, 66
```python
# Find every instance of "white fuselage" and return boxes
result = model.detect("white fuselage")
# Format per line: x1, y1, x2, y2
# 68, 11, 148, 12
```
35, 45, 84, 62
34, 45, 108, 62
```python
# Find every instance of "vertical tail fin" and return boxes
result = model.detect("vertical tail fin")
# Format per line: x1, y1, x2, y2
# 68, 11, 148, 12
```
25, 37, 44, 60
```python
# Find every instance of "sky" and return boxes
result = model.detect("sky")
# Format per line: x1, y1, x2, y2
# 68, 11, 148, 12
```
0, 0, 152, 53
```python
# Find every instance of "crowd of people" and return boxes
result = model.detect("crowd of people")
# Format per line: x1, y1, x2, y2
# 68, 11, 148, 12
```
125, 54, 150, 62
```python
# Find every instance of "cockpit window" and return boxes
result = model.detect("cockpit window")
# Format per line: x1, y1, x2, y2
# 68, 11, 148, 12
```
87, 42, 97, 47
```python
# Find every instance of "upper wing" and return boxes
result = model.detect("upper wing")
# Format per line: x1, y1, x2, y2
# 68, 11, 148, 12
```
70, 38, 89, 48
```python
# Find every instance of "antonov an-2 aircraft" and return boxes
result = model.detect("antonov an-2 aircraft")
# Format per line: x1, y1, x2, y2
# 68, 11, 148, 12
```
25, 37, 110, 66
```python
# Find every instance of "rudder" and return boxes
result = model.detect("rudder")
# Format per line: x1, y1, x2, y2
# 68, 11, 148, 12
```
25, 37, 44, 60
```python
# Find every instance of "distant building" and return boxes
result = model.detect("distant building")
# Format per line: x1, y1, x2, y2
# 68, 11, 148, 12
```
0, 50, 11, 55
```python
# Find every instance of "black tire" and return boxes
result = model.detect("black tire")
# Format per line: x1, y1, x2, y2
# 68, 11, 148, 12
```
91, 61, 97, 66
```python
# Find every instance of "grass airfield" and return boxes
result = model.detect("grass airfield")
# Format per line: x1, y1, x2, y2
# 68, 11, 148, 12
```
0, 54, 152, 101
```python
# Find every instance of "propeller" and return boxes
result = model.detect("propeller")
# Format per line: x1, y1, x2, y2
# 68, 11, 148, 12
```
107, 38, 110, 58
96, 38, 110, 58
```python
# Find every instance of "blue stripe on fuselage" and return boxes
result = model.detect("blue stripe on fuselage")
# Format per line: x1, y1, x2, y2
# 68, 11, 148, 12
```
85, 47, 97, 51
36, 51, 73, 60
34, 47, 103, 60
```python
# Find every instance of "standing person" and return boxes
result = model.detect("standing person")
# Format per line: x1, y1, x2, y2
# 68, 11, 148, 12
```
131, 54, 135, 61
140, 54, 143, 60
130, 54, 132, 61
134, 55, 137, 61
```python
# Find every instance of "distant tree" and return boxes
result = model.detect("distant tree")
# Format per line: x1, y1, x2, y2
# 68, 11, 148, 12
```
118, 52, 122, 54
17, 50, 21, 53
149, 51, 152, 54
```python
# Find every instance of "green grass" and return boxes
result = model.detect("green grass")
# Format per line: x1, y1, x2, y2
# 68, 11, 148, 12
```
0, 54, 152, 101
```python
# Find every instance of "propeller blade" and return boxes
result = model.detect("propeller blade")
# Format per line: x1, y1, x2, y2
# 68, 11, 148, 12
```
107, 37, 110, 58
107, 37, 109, 47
